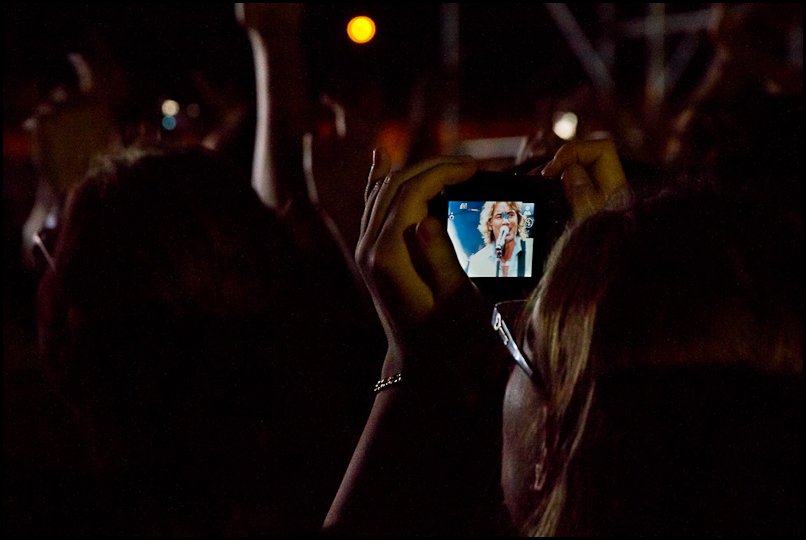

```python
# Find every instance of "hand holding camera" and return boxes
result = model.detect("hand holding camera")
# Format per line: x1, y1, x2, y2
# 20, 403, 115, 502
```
356, 151, 477, 334
541, 138, 629, 222
355, 140, 623, 370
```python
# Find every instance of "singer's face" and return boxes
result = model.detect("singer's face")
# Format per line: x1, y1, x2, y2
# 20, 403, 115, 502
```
490, 202, 518, 243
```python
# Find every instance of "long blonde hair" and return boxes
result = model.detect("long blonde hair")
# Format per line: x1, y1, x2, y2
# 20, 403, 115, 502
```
516, 191, 802, 535
477, 201, 528, 245
520, 211, 627, 536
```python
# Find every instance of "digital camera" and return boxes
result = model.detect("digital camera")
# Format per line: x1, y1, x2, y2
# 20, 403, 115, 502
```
429, 170, 569, 302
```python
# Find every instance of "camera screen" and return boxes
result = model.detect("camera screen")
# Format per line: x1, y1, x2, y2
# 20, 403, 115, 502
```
432, 170, 568, 301
446, 200, 536, 278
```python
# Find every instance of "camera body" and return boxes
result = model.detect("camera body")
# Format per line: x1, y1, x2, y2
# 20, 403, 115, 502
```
429, 170, 569, 302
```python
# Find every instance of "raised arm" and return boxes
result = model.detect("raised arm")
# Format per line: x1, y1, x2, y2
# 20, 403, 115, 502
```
236, 3, 313, 209
325, 151, 510, 535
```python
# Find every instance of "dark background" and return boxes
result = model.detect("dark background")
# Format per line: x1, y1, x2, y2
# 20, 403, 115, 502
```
3, 3, 715, 127
4, 4, 800, 534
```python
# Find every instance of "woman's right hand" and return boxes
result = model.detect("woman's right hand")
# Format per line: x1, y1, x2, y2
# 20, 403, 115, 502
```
355, 149, 480, 375
327, 150, 509, 536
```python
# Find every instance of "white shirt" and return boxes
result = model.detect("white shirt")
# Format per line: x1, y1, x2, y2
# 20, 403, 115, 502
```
466, 237, 533, 277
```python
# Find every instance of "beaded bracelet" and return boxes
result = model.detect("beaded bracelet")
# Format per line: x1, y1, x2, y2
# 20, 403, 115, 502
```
373, 372, 403, 393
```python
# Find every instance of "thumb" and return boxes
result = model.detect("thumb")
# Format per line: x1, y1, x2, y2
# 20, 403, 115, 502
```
412, 216, 469, 301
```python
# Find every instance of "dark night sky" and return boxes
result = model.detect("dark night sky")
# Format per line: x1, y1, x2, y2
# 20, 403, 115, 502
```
4, 3, 723, 148
3, 4, 608, 123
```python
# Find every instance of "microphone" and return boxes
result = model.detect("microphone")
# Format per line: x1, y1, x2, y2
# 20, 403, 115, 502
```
495, 225, 510, 259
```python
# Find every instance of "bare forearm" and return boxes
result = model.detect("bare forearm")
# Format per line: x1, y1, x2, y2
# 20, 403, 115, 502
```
325, 351, 506, 535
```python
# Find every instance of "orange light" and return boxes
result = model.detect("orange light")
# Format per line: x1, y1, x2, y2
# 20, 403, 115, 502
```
347, 15, 376, 44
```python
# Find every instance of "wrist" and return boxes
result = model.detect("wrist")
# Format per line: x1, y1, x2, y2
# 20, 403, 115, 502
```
373, 372, 403, 393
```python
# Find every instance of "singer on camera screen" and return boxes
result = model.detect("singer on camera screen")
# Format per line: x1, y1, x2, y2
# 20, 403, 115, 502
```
447, 200, 534, 278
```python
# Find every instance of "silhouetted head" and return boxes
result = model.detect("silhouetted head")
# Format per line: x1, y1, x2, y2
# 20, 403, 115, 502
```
36, 146, 325, 534
502, 190, 802, 535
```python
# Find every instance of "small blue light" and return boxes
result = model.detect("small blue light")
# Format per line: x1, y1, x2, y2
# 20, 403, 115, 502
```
162, 115, 177, 131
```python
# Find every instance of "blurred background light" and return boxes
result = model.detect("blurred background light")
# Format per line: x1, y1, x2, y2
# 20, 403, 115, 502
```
347, 15, 376, 44
552, 111, 578, 140
161, 115, 177, 130
161, 99, 180, 117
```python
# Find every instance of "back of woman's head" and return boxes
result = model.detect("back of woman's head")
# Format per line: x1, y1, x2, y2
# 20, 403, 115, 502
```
525, 189, 802, 535
37, 147, 304, 533
54, 147, 282, 316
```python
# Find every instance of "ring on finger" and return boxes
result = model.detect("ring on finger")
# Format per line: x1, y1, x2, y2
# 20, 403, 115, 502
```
365, 174, 392, 202
364, 176, 385, 202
